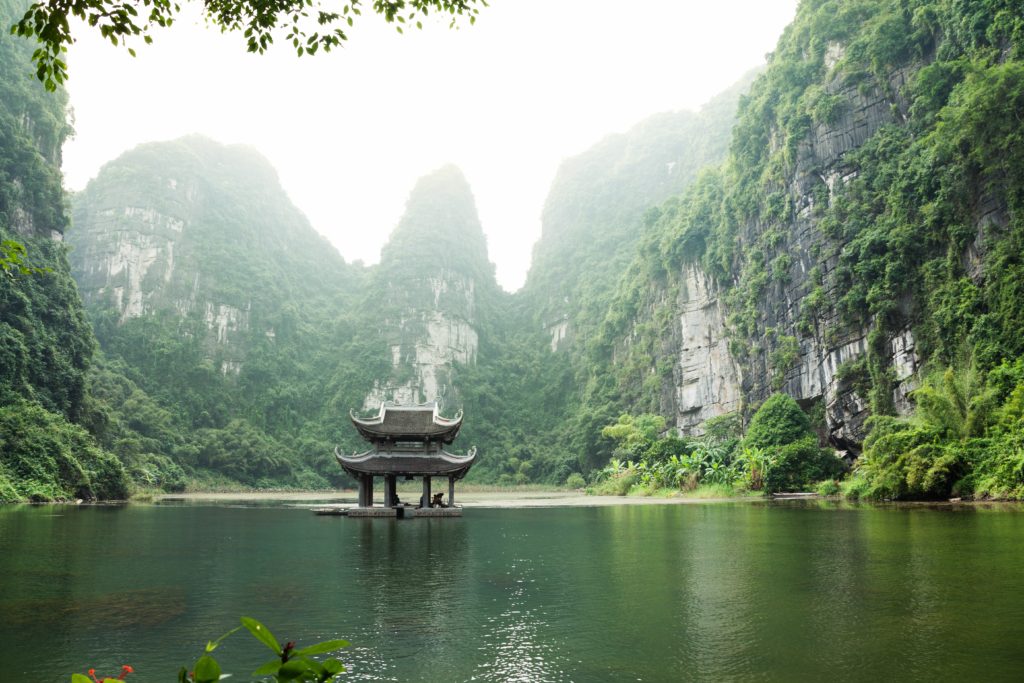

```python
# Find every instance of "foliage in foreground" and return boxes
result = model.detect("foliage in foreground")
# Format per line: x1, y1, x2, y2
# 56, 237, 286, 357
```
71, 617, 349, 683
13, 0, 488, 91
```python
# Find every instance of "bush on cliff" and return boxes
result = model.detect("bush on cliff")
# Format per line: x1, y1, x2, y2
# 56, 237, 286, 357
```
743, 394, 841, 492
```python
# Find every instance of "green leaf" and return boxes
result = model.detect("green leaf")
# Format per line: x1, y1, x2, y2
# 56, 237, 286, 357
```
251, 658, 282, 676
278, 658, 312, 680
71, 675, 92, 683
193, 655, 222, 683
322, 658, 347, 675
206, 625, 241, 652
241, 616, 281, 655
295, 639, 350, 656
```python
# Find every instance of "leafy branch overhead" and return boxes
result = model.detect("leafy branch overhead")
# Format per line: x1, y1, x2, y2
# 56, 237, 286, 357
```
10, 0, 489, 90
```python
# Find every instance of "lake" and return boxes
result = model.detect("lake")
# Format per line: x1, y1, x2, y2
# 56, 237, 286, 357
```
2, 499, 1023, 681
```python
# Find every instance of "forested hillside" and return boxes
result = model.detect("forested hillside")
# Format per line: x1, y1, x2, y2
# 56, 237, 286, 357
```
0, 0, 127, 501
594, 0, 1024, 498
4, 0, 1024, 499
68, 136, 373, 489
59, 74, 748, 491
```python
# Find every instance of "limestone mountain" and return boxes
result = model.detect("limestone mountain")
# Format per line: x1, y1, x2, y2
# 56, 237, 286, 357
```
68, 146, 502, 487
71, 135, 354, 375
595, 0, 1024, 458
360, 165, 498, 413
69, 136, 361, 487
488, 74, 757, 476
522, 73, 757, 354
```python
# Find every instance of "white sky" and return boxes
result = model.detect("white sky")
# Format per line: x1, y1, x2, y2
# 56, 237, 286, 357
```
61, 0, 798, 291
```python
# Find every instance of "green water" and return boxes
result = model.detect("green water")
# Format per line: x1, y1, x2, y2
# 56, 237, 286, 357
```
2, 501, 1023, 681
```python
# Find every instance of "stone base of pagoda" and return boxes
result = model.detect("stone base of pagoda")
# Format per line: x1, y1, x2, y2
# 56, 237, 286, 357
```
347, 507, 397, 518
411, 507, 463, 517
337, 506, 463, 518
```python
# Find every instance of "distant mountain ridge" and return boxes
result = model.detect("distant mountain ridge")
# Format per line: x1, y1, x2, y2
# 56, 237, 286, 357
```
63, 69, 747, 487
10, 0, 1020, 498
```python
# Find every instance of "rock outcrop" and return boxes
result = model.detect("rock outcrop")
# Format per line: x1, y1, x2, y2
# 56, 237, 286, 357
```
362, 166, 495, 412
69, 136, 348, 375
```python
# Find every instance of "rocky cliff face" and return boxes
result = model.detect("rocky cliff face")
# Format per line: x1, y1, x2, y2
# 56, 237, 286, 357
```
608, 57, 922, 450
722, 60, 923, 450
362, 166, 495, 413
69, 136, 349, 375
672, 265, 744, 433
603, 0, 1023, 457
523, 74, 757, 354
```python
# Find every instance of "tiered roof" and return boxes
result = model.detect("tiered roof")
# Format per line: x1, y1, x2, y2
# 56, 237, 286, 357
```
349, 402, 463, 443
336, 402, 476, 478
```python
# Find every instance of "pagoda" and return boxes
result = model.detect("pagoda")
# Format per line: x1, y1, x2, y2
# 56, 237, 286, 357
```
335, 401, 477, 514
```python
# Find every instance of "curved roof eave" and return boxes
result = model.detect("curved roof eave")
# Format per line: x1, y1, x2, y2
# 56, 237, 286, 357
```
334, 446, 477, 478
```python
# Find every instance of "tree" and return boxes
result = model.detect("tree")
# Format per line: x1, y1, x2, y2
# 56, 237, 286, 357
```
10, 0, 490, 91
743, 394, 840, 492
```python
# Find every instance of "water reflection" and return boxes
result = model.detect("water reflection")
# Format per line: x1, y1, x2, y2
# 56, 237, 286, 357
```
2, 502, 1024, 681
471, 555, 569, 682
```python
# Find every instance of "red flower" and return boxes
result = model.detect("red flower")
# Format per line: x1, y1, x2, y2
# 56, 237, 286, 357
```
85, 664, 133, 682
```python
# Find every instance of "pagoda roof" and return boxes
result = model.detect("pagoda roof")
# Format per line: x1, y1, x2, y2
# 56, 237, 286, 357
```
334, 446, 477, 478
350, 402, 463, 443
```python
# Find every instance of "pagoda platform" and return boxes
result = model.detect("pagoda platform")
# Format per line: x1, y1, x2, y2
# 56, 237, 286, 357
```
312, 505, 463, 518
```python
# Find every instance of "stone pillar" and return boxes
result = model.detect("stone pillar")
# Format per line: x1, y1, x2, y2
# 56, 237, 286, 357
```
357, 475, 368, 507
448, 476, 455, 507
365, 475, 374, 507
384, 475, 396, 507
422, 476, 431, 508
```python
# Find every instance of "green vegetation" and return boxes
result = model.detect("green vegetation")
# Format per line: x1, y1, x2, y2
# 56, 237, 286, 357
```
72, 616, 349, 683
0, 399, 127, 501
742, 394, 842, 492
0, 0, 130, 501
849, 360, 1024, 500
13, 0, 489, 90
591, 398, 839, 497
67, 138, 381, 491
5, 0, 1024, 500
572, 0, 1024, 499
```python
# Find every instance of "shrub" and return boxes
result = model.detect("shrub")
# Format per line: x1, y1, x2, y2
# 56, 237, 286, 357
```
744, 394, 812, 448
565, 472, 586, 489
764, 436, 842, 493
816, 479, 841, 496
0, 400, 129, 501
743, 394, 837, 492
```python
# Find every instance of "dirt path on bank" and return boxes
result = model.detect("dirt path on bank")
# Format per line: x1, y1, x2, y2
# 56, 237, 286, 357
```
153, 490, 751, 507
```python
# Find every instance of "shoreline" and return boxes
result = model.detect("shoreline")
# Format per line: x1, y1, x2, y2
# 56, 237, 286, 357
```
11, 490, 1022, 509
150, 489, 755, 507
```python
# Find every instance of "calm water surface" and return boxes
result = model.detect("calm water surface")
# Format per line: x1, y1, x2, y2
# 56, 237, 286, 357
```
1, 501, 1023, 681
